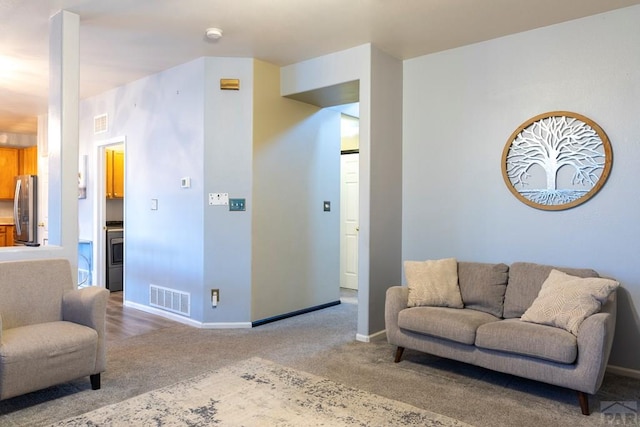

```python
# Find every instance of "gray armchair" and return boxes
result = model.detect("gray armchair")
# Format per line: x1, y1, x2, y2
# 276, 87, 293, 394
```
0, 258, 109, 400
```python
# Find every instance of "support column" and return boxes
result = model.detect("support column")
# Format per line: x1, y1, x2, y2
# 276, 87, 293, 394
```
48, 10, 80, 273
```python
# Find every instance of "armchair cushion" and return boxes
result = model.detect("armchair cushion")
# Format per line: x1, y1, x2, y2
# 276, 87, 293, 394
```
0, 322, 98, 400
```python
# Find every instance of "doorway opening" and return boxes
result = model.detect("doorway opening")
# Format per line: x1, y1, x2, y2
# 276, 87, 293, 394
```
338, 109, 359, 305
93, 137, 126, 295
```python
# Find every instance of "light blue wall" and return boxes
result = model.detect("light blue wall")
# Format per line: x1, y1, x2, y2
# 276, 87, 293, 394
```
281, 44, 403, 339
78, 56, 343, 326
252, 60, 341, 321
403, 6, 640, 371
80, 58, 207, 318
202, 57, 254, 324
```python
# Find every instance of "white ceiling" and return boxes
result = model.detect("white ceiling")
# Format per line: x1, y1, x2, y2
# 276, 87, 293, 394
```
2, 0, 639, 134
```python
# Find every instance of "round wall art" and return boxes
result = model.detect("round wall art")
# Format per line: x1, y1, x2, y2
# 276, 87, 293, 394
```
501, 111, 612, 211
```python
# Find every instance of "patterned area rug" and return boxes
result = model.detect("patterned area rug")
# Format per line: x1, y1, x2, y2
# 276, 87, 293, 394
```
51, 357, 473, 426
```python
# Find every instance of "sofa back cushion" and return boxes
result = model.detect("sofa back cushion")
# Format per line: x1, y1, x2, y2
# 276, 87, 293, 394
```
0, 259, 73, 330
458, 262, 509, 317
503, 262, 599, 319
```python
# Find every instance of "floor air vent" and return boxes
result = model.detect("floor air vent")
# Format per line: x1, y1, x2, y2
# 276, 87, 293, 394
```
149, 285, 190, 317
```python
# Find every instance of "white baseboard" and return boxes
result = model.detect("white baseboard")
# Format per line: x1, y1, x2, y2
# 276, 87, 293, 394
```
124, 301, 251, 329
356, 329, 386, 343
607, 364, 640, 379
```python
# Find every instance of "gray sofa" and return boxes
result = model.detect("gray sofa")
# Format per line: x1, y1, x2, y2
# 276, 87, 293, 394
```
0, 258, 109, 400
385, 261, 617, 415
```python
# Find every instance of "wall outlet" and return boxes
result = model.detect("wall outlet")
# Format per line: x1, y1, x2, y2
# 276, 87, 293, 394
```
211, 289, 219, 307
209, 193, 229, 206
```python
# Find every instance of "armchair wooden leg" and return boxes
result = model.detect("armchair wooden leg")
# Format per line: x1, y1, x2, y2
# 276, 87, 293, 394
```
394, 346, 405, 363
578, 391, 590, 415
90, 373, 101, 390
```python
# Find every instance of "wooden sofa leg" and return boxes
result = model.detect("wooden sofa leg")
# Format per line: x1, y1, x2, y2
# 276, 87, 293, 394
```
90, 373, 101, 390
578, 391, 590, 415
394, 347, 405, 363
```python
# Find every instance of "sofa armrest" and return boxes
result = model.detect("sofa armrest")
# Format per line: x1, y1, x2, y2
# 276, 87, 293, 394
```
574, 291, 617, 394
62, 286, 110, 373
63, 287, 109, 329
385, 286, 409, 345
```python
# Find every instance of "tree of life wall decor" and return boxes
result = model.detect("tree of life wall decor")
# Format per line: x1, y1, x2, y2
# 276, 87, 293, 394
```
501, 111, 612, 211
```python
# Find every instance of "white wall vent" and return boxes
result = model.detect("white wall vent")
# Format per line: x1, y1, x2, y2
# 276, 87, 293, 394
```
149, 284, 190, 317
94, 114, 108, 134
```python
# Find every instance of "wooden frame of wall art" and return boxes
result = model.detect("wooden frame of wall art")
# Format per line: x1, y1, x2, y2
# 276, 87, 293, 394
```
501, 111, 612, 211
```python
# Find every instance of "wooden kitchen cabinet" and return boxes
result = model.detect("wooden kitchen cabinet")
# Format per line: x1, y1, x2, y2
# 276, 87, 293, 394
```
0, 148, 19, 200
106, 148, 124, 198
0, 225, 14, 247
18, 146, 38, 175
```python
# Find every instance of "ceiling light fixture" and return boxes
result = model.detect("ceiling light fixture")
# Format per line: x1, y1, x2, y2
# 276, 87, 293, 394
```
205, 27, 223, 40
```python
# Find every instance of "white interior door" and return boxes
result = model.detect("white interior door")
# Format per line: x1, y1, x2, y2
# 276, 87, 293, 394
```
340, 152, 359, 290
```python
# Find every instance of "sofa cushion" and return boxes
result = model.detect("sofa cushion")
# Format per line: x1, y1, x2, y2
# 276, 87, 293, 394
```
405, 258, 463, 308
458, 262, 509, 317
0, 321, 98, 399
521, 269, 619, 335
398, 307, 499, 345
475, 318, 577, 364
502, 262, 599, 319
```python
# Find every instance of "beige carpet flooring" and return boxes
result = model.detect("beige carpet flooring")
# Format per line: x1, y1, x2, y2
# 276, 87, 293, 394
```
1, 292, 639, 426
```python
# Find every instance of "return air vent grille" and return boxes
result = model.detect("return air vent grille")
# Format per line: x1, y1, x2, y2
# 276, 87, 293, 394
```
94, 114, 108, 134
149, 285, 190, 317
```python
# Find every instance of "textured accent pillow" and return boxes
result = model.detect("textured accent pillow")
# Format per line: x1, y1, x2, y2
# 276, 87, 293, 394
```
521, 269, 619, 335
503, 262, 599, 319
405, 258, 463, 308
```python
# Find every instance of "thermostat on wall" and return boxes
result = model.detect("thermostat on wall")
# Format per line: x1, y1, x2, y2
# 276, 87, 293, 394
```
181, 177, 191, 188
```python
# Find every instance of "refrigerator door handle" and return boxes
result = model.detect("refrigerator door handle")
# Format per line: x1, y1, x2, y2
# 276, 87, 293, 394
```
13, 179, 21, 236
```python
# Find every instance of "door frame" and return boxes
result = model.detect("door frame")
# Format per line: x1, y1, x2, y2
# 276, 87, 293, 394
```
93, 136, 126, 290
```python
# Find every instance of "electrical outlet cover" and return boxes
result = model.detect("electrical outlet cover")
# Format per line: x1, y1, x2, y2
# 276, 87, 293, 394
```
209, 193, 229, 206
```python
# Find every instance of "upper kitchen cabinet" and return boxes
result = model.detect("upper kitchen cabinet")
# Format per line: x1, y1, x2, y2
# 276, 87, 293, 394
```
0, 148, 19, 199
106, 148, 124, 198
18, 146, 38, 175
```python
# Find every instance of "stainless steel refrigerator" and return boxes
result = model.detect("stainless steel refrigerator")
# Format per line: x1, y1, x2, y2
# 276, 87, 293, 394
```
13, 175, 39, 246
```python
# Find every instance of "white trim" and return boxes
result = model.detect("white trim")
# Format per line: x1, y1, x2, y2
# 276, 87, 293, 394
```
124, 300, 252, 329
607, 364, 640, 380
356, 328, 386, 342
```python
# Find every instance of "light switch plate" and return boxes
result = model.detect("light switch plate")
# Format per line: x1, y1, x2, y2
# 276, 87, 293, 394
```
209, 192, 229, 206
229, 198, 246, 211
